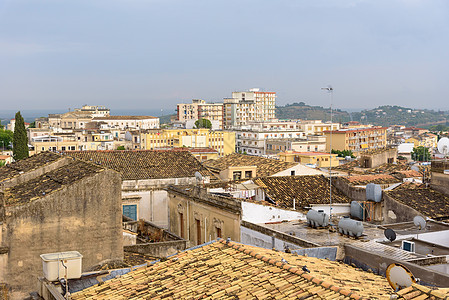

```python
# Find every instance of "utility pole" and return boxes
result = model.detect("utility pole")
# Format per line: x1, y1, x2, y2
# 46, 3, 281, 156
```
321, 86, 333, 222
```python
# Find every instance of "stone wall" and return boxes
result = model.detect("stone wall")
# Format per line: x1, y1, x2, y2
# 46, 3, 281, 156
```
124, 240, 187, 258
431, 172, 449, 197
0, 169, 123, 294
333, 177, 366, 202
382, 193, 423, 224
344, 244, 449, 287
167, 186, 241, 247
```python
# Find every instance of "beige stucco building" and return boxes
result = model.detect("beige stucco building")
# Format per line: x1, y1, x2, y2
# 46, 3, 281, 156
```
324, 127, 387, 153
177, 99, 224, 129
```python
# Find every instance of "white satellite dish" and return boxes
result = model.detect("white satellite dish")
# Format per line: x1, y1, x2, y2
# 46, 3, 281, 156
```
411, 165, 419, 172
437, 137, 449, 157
194, 171, 203, 182
413, 215, 426, 230
386, 263, 416, 291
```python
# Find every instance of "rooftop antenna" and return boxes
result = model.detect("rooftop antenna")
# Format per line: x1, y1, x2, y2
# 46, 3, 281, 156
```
384, 228, 397, 242
437, 137, 449, 161
321, 85, 333, 222
386, 263, 416, 292
413, 215, 426, 239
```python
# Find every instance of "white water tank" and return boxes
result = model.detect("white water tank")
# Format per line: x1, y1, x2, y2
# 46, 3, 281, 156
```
40, 251, 83, 281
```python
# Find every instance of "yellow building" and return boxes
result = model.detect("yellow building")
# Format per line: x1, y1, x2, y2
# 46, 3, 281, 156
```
405, 133, 437, 149
141, 129, 235, 156
324, 127, 387, 153
278, 151, 340, 168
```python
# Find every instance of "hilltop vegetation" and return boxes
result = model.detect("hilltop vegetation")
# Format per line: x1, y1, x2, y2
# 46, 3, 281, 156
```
277, 103, 448, 127
276, 102, 351, 123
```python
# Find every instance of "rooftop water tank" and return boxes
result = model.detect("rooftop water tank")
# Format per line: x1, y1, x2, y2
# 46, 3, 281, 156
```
366, 183, 382, 202
338, 217, 364, 238
306, 209, 329, 228
40, 251, 83, 282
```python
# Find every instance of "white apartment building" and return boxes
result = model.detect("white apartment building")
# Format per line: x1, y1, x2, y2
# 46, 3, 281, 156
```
177, 99, 224, 129
91, 116, 159, 130
74, 105, 110, 117
224, 88, 276, 128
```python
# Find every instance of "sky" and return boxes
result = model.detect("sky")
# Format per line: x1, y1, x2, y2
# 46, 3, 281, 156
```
1, 0, 449, 113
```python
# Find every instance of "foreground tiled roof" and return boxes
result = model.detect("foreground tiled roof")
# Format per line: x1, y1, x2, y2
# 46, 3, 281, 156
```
204, 153, 298, 177
385, 185, 449, 219
63, 150, 212, 180
396, 284, 449, 299
1, 160, 104, 207
72, 239, 392, 300
0, 152, 62, 183
254, 175, 351, 209
344, 174, 401, 185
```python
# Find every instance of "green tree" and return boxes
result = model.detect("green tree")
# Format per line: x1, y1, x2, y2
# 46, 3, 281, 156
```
411, 146, 431, 162
117, 146, 125, 150
12, 111, 29, 160
194, 118, 212, 129
28, 121, 36, 128
0, 128, 14, 150
331, 149, 355, 158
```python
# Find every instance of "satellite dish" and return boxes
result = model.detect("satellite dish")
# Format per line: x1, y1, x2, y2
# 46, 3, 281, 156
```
384, 228, 397, 242
413, 216, 426, 230
411, 165, 419, 172
194, 171, 203, 182
386, 263, 416, 291
437, 137, 449, 156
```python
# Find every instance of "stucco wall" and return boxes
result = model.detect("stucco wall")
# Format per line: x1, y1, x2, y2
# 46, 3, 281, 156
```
124, 240, 187, 258
1, 169, 123, 294
333, 177, 367, 202
431, 172, 449, 197
382, 193, 423, 224
241, 201, 306, 223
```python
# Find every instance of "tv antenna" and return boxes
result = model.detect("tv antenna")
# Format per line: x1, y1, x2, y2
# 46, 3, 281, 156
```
386, 263, 416, 291
321, 85, 334, 223
437, 137, 449, 160
384, 228, 396, 242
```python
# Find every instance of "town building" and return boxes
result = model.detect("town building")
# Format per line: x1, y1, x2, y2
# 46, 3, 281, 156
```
0, 152, 123, 297
324, 127, 387, 153
91, 115, 159, 130
299, 120, 340, 135
266, 135, 327, 156
74, 105, 110, 117
176, 99, 224, 129
167, 186, 241, 246
140, 128, 235, 156
358, 147, 397, 168
405, 132, 438, 149
203, 153, 323, 181
278, 151, 340, 168
6, 118, 30, 132
223, 88, 276, 128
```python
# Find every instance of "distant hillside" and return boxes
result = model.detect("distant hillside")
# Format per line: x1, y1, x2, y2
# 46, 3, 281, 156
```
159, 114, 176, 124
276, 102, 352, 123
350, 106, 448, 127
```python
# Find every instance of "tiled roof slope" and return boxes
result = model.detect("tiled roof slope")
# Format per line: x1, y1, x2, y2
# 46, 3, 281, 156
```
254, 175, 351, 208
63, 150, 212, 180
1, 160, 103, 207
72, 239, 392, 300
0, 152, 62, 183
344, 174, 401, 185
396, 284, 449, 299
385, 185, 449, 219
204, 153, 298, 177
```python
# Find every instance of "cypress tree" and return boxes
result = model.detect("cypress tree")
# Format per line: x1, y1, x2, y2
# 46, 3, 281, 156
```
13, 111, 29, 160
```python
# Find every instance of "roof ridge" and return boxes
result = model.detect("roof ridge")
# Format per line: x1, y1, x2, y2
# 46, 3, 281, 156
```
218, 239, 363, 299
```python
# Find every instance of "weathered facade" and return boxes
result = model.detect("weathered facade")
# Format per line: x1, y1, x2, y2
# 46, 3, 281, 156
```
358, 147, 397, 168
0, 153, 123, 297
167, 186, 241, 247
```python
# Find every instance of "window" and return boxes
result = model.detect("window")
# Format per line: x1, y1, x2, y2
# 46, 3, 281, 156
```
216, 227, 222, 238
61, 146, 66, 151
123, 204, 137, 220
291, 170, 295, 176
245, 171, 252, 178
196, 219, 201, 245
233, 171, 242, 180
179, 213, 184, 238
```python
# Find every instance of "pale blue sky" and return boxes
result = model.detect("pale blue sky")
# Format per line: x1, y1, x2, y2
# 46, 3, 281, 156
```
1, 0, 448, 112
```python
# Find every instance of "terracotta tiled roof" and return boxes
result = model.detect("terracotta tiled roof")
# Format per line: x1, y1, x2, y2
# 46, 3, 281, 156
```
204, 153, 298, 177
254, 175, 351, 208
396, 284, 449, 299
385, 185, 449, 219
63, 150, 212, 180
0, 152, 62, 183
391, 170, 422, 179
344, 174, 401, 185
1, 160, 104, 207
360, 147, 395, 155
71, 239, 392, 299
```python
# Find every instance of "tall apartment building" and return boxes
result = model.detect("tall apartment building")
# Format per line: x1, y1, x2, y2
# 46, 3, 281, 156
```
324, 127, 387, 153
177, 99, 224, 129
141, 128, 235, 156
224, 88, 276, 128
